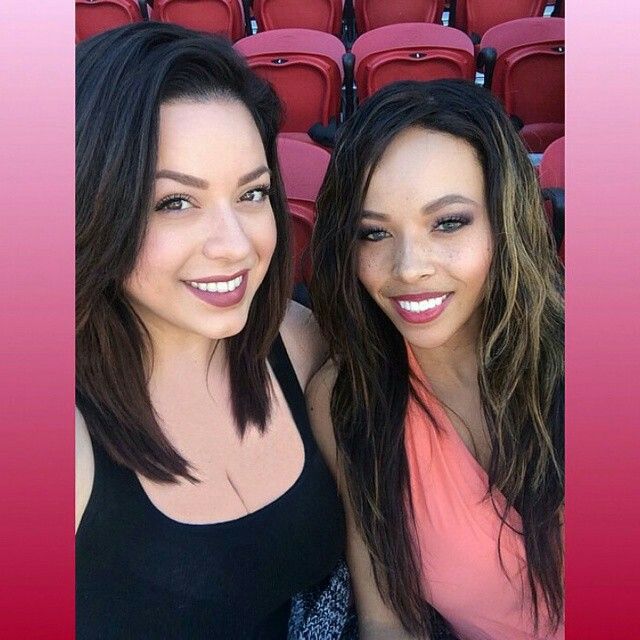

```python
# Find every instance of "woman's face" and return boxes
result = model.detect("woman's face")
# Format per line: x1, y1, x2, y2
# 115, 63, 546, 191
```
358, 127, 493, 353
125, 98, 277, 344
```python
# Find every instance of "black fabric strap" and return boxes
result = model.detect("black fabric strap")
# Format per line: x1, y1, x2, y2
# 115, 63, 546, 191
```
268, 333, 314, 450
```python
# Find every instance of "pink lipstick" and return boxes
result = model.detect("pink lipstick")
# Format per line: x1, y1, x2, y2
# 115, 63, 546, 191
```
390, 292, 453, 325
183, 270, 249, 309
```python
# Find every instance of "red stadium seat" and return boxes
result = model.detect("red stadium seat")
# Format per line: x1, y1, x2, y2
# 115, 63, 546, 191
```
539, 136, 564, 262
352, 23, 475, 102
277, 136, 330, 284
479, 17, 564, 153
452, 0, 546, 43
539, 135, 564, 188
253, 0, 345, 37
76, 0, 146, 42
153, 0, 247, 42
235, 29, 346, 137
354, 0, 445, 33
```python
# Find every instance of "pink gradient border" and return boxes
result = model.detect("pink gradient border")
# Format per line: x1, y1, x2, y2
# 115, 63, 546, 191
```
564, 0, 640, 637
0, 1, 75, 637
1, 0, 640, 637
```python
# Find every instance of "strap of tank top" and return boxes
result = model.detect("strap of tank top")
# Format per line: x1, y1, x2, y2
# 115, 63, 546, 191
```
268, 333, 314, 450
76, 431, 123, 536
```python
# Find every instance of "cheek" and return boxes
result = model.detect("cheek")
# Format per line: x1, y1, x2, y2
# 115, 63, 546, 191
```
460, 238, 493, 293
124, 227, 180, 294
448, 227, 493, 284
258, 210, 277, 264
356, 248, 382, 296
357, 243, 393, 288
268, 214, 278, 256
478, 235, 493, 284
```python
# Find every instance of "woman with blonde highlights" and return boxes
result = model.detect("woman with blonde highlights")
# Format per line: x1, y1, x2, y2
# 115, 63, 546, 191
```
308, 80, 564, 640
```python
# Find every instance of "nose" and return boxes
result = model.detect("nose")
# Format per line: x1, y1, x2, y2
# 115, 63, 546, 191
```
392, 235, 436, 283
201, 203, 253, 264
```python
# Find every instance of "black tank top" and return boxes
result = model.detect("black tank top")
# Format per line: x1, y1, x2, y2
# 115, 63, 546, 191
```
76, 335, 345, 639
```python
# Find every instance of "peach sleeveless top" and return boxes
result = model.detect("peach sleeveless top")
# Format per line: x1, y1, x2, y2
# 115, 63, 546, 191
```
404, 347, 563, 640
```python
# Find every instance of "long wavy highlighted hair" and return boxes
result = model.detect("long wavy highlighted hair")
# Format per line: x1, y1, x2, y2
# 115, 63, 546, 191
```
310, 80, 564, 636
76, 23, 292, 483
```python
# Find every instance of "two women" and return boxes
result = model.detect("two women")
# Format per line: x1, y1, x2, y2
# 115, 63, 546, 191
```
309, 80, 564, 640
75, 24, 344, 638
75, 22, 564, 640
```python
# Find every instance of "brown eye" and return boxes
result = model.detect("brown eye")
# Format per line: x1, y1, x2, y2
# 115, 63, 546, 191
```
155, 195, 194, 212
240, 186, 271, 203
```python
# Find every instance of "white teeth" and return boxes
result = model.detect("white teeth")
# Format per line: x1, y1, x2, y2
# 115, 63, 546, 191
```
226, 276, 242, 291
398, 294, 448, 313
189, 275, 244, 293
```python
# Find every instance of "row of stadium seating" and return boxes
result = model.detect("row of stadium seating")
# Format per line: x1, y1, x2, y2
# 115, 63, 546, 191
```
280, 133, 565, 286
75, 4, 565, 275
76, 3, 564, 154
76, 0, 563, 45
236, 19, 564, 153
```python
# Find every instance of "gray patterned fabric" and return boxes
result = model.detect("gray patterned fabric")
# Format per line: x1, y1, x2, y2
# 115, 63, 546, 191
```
288, 558, 459, 639
288, 559, 357, 639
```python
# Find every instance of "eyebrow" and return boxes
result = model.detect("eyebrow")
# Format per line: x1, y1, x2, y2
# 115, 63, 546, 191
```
154, 165, 271, 190
155, 170, 209, 189
237, 166, 271, 187
361, 194, 479, 220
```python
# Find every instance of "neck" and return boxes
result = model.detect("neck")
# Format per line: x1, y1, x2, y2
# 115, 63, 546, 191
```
139, 322, 225, 385
411, 313, 481, 392
151, 335, 223, 381
412, 341, 478, 391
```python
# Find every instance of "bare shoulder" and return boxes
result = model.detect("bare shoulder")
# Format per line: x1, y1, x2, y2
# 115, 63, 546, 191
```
279, 300, 328, 391
75, 407, 94, 533
306, 367, 425, 639
305, 360, 339, 478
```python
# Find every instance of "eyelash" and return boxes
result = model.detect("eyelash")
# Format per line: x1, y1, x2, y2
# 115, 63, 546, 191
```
434, 214, 472, 232
155, 193, 194, 212
357, 227, 389, 242
358, 215, 472, 241
154, 184, 271, 212
239, 184, 271, 203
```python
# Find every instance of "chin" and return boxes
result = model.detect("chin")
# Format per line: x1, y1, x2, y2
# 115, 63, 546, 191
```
393, 323, 452, 352
405, 334, 451, 352
204, 315, 251, 341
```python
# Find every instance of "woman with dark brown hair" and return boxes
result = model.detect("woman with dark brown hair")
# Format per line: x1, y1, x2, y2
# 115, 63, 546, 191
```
75, 23, 345, 639
308, 80, 564, 640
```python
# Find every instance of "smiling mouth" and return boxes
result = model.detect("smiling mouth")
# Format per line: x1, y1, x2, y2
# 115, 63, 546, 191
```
393, 293, 450, 313
186, 274, 244, 293
183, 270, 249, 308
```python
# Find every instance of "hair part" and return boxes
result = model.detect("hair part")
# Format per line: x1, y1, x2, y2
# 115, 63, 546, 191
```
76, 23, 292, 482
311, 79, 564, 635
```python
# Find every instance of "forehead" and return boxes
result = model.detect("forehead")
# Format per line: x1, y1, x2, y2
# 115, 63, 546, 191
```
364, 127, 485, 208
156, 98, 267, 176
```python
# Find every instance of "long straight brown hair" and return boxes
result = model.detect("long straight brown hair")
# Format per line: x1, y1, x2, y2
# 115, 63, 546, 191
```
76, 23, 292, 482
311, 80, 564, 636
